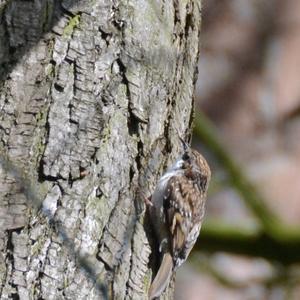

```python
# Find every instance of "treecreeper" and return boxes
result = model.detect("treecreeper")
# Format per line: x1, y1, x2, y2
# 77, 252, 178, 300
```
149, 139, 211, 299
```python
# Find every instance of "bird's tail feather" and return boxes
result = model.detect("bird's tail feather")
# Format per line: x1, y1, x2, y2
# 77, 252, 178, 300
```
149, 253, 173, 299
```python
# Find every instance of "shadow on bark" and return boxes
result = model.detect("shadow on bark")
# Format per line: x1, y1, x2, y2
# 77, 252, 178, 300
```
0, 0, 83, 83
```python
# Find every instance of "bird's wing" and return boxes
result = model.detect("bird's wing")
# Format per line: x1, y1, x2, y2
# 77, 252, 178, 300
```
163, 176, 202, 266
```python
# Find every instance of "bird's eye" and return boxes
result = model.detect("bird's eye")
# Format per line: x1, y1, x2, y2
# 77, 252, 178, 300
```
182, 152, 189, 161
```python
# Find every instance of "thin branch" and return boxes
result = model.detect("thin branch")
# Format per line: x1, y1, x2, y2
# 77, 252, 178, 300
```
196, 220, 300, 264
193, 111, 300, 243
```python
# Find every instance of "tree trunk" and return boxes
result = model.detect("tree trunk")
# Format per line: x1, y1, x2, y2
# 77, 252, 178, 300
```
0, 1, 202, 299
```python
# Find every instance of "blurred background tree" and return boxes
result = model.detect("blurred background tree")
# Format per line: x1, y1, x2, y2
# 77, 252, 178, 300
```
176, 1, 300, 299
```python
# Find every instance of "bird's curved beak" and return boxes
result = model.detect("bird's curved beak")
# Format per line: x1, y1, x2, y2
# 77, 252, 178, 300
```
178, 136, 189, 152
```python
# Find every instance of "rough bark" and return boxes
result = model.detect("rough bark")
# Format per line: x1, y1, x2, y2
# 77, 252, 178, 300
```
0, 1, 202, 299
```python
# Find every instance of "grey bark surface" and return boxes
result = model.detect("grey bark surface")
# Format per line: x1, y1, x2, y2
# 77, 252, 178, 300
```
0, 1, 202, 299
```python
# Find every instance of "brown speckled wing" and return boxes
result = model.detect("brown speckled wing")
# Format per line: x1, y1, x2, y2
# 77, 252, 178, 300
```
163, 175, 205, 267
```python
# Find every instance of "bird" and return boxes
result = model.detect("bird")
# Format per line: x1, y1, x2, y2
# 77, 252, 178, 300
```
148, 139, 211, 299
